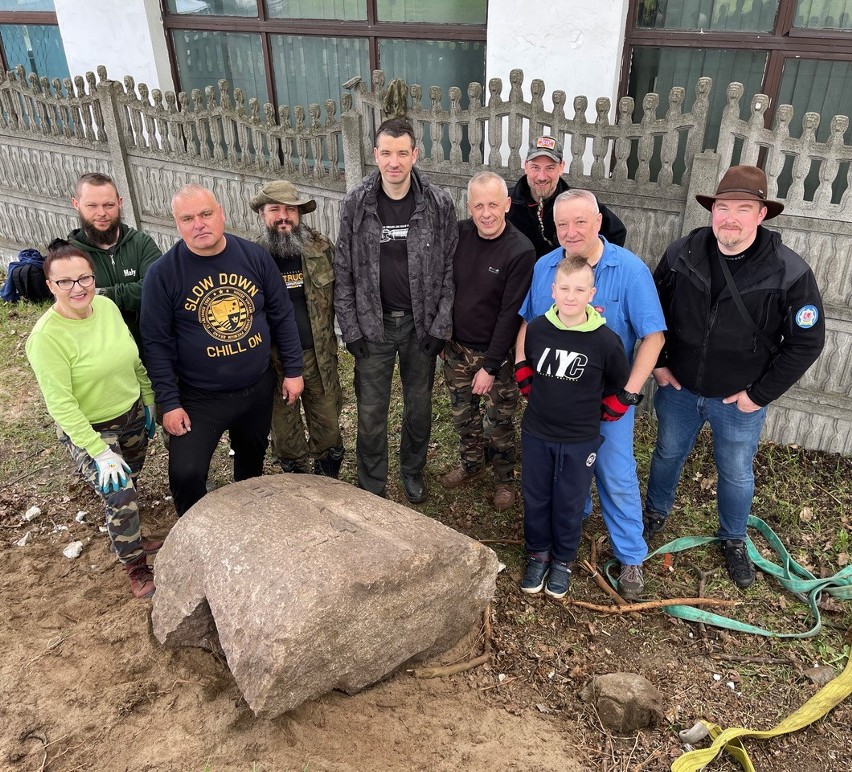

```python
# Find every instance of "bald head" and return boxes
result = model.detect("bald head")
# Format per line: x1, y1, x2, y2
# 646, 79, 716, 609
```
172, 184, 227, 256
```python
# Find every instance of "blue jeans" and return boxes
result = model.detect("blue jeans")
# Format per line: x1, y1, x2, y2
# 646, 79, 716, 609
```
353, 312, 437, 495
583, 408, 648, 565
646, 384, 767, 541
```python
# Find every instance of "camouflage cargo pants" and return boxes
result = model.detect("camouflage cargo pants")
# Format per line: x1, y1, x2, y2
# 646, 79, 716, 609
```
443, 340, 519, 483
271, 346, 343, 469
58, 399, 148, 564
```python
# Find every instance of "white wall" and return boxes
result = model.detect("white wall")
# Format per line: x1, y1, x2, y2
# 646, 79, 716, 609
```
486, 0, 629, 117
54, 0, 173, 92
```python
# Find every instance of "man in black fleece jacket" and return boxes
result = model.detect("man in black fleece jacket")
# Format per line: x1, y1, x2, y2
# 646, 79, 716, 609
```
645, 166, 825, 589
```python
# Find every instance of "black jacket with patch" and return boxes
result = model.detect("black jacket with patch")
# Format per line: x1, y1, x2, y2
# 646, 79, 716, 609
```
654, 226, 825, 405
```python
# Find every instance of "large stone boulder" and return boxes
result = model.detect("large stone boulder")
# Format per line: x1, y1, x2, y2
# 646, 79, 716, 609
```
151, 475, 498, 717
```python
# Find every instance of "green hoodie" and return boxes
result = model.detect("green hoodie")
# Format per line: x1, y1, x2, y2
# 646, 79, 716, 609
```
545, 303, 606, 332
67, 223, 162, 351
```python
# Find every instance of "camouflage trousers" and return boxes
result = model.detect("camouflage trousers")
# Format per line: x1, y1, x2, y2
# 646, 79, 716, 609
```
57, 399, 148, 565
443, 340, 519, 482
271, 346, 343, 469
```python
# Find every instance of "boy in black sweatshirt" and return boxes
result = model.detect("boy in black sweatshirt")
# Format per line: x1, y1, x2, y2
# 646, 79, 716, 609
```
514, 255, 630, 598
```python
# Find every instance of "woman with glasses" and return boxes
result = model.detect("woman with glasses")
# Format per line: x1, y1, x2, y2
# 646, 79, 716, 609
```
25, 239, 159, 599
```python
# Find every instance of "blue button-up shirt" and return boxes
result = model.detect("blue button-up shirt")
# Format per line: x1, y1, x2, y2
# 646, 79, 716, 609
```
519, 237, 666, 364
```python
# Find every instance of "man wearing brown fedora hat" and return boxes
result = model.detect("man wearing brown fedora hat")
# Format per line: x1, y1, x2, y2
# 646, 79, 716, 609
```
645, 165, 825, 588
251, 180, 345, 479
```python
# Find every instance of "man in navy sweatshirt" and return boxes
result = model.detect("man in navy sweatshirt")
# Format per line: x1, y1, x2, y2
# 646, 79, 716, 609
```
141, 184, 303, 516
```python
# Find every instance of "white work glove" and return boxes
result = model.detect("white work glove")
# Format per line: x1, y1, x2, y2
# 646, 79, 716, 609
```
93, 448, 131, 494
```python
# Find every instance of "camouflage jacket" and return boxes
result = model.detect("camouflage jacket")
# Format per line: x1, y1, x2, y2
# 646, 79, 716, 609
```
333, 167, 458, 343
257, 227, 339, 393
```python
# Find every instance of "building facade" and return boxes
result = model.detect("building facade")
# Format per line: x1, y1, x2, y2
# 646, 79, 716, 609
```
2, 1, 849, 148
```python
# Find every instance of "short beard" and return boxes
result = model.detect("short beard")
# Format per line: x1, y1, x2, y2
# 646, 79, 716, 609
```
79, 213, 122, 248
260, 223, 306, 257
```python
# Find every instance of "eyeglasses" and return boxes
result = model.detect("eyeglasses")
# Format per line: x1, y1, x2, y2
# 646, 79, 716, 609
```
50, 275, 96, 291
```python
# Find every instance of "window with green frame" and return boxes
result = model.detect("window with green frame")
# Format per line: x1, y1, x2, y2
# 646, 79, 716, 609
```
164, 0, 486, 114
0, 1, 69, 85
622, 0, 852, 194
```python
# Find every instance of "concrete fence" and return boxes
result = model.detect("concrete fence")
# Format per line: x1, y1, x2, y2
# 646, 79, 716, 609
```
1, 64, 850, 455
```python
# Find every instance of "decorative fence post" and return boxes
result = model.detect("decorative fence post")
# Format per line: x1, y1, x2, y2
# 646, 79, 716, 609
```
341, 78, 367, 190
682, 150, 721, 235
95, 67, 140, 229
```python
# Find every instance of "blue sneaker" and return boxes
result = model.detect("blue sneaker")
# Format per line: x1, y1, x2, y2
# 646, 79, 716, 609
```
520, 553, 550, 594
544, 560, 572, 599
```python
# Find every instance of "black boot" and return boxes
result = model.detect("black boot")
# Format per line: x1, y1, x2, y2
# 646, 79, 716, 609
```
279, 456, 311, 474
314, 446, 344, 478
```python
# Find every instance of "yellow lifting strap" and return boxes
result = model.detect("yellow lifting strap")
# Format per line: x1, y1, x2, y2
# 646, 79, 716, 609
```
672, 653, 852, 771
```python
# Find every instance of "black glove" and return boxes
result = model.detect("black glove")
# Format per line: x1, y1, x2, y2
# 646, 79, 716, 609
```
421, 335, 445, 358
346, 337, 370, 359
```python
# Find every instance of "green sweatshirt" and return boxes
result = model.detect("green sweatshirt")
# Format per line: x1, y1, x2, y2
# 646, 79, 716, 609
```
66, 224, 162, 350
26, 296, 155, 457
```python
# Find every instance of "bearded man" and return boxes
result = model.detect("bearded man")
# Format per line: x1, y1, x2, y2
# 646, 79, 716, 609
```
251, 180, 344, 478
67, 172, 161, 353
508, 136, 627, 257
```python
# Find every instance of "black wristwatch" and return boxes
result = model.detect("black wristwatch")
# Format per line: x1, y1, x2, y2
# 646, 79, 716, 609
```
483, 365, 500, 376
619, 390, 644, 406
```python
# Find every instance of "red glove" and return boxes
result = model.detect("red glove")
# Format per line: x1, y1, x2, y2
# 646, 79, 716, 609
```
514, 360, 534, 399
601, 392, 630, 421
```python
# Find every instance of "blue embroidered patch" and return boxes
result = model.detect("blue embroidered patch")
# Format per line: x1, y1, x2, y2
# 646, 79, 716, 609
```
795, 305, 819, 328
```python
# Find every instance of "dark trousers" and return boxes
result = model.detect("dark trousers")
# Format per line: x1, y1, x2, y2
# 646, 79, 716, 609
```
521, 431, 602, 563
353, 312, 437, 495
168, 367, 275, 516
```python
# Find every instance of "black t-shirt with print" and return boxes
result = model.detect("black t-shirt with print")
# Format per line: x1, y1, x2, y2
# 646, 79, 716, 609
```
272, 252, 314, 350
377, 187, 415, 311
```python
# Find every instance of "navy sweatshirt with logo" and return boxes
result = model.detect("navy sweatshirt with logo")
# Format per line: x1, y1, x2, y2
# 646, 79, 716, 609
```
141, 234, 302, 412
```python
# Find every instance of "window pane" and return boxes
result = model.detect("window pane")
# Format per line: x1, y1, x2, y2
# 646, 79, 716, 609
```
0, 24, 69, 82
0, 1, 55, 9
378, 39, 485, 108
270, 34, 369, 106
377, 0, 486, 24
794, 0, 852, 28
165, 0, 258, 16
171, 30, 269, 104
628, 47, 767, 180
778, 58, 852, 140
636, 0, 777, 31
266, 0, 366, 20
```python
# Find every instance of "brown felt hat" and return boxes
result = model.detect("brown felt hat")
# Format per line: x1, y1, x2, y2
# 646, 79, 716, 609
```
696, 165, 784, 219
250, 180, 317, 214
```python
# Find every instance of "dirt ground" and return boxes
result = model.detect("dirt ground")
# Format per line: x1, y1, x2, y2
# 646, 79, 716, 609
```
0, 489, 585, 771
2, 445, 850, 772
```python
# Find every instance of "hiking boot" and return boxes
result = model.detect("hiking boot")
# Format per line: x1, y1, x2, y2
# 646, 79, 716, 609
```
279, 457, 311, 474
401, 472, 427, 504
142, 537, 164, 555
545, 560, 572, 599
720, 539, 755, 589
618, 563, 645, 600
520, 553, 550, 594
124, 557, 155, 599
493, 484, 515, 511
642, 510, 667, 541
314, 446, 345, 478
439, 465, 485, 489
